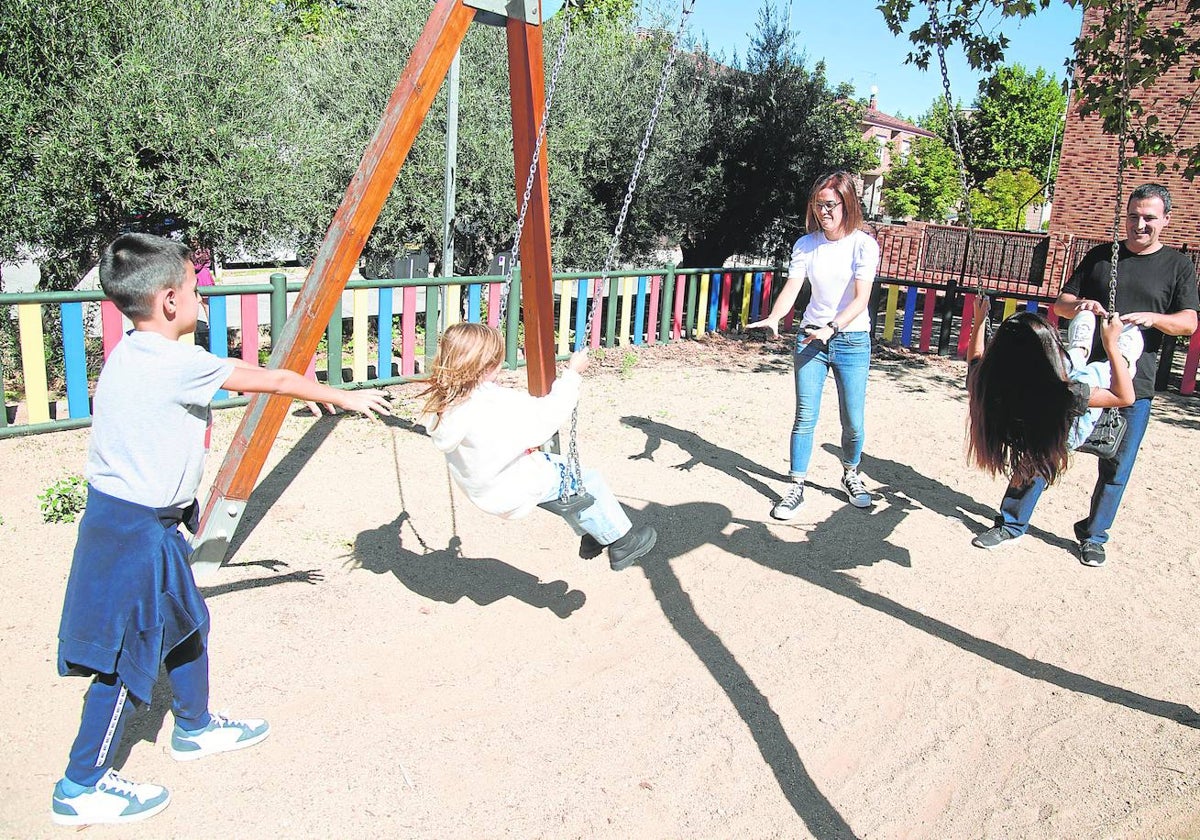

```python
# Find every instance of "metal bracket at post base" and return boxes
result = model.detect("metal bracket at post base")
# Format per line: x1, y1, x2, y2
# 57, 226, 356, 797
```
189, 495, 247, 579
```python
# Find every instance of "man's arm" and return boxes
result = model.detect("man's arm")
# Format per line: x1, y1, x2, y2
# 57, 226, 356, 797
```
1119, 309, 1198, 336
1053, 292, 1108, 320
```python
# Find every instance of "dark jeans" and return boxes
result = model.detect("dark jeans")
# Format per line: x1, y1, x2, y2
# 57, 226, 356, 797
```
995, 397, 1153, 545
64, 632, 211, 786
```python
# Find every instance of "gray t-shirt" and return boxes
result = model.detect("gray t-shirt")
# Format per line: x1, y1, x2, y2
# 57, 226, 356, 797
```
86, 331, 236, 508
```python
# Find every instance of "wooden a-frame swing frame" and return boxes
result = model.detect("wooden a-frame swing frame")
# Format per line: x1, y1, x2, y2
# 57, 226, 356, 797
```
190, 0, 561, 575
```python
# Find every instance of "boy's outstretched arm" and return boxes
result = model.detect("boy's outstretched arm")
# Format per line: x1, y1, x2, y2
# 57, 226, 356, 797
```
222, 361, 391, 417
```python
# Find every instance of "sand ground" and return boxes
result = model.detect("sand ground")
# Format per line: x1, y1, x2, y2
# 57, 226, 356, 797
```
3, 334, 1200, 839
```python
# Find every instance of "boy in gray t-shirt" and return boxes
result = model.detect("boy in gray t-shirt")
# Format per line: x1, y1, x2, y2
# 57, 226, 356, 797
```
52, 234, 390, 826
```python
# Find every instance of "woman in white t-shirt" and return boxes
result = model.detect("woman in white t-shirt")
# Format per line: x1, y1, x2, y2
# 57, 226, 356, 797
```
748, 170, 880, 519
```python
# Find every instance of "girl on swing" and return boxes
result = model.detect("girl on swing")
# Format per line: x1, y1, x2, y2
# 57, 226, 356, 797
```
966, 293, 1143, 548
418, 322, 657, 571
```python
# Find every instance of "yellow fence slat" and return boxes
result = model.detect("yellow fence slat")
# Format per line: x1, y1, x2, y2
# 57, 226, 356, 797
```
445, 284, 461, 328
353, 288, 369, 382
883, 285, 901, 341
619, 277, 633, 345
557, 279, 572, 356
696, 274, 711, 337
17, 303, 50, 424
1002, 298, 1019, 321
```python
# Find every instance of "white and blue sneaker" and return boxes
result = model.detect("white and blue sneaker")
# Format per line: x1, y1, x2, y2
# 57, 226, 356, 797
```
171, 713, 270, 762
51, 769, 170, 825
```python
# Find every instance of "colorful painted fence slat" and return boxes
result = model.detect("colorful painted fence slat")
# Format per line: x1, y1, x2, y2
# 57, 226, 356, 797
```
17, 303, 50, 424
61, 302, 89, 419
378, 287, 394, 380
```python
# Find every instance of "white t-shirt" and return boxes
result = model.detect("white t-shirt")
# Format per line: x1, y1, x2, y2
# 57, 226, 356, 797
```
787, 229, 880, 332
86, 331, 235, 508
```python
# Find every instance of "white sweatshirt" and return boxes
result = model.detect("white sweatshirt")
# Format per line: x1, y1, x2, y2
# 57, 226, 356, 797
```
424, 370, 582, 519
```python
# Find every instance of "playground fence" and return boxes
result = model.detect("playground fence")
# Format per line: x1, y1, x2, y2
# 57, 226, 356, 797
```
2, 261, 1198, 438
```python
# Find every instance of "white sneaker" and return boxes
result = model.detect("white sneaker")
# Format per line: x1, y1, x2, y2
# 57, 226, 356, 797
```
171, 713, 270, 761
841, 470, 872, 508
771, 484, 805, 520
1066, 310, 1097, 352
51, 769, 170, 825
1116, 322, 1144, 369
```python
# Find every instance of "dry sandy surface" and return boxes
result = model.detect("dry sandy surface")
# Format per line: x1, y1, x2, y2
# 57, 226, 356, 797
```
3, 334, 1200, 840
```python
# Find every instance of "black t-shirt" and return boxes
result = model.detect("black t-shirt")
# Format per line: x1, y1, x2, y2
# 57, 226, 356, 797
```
1063, 243, 1200, 399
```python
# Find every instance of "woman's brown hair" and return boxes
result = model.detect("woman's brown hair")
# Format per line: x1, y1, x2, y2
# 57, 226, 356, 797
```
805, 170, 864, 237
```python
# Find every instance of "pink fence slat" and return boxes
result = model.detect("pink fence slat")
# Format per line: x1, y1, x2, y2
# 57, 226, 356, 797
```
918, 288, 936, 352
1180, 329, 1200, 395
718, 272, 732, 331
646, 276, 661, 345
957, 293, 976, 358
240, 294, 259, 365
487, 283, 501, 328
101, 300, 124, 359
760, 271, 774, 318
589, 281, 603, 349
402, 286, 417, 376
671, 273, 685, 339
1045, 305, 1059, 328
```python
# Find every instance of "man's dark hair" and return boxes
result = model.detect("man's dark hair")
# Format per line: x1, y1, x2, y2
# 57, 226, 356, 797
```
98, 233, 192, 320
1129, 183, 1172, 215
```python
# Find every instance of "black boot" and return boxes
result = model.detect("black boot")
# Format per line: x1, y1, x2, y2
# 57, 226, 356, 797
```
578, 533, 604, 559
607, 525, 657, 571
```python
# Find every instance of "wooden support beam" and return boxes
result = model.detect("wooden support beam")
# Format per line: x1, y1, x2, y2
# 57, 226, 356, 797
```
506, 11, 557, 398
191, 0, 476, 575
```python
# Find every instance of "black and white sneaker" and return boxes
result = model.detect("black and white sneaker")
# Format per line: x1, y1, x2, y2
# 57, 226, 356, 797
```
971, 526, 1021, 549
771, 484, 805, 520
840, 470, 872, 508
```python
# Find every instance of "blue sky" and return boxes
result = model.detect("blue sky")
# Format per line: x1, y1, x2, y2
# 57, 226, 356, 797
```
546, 0, 1083, 122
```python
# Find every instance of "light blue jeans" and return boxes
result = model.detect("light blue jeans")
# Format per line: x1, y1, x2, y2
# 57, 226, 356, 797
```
540, 453, 631, 545
789, 330, 871, 478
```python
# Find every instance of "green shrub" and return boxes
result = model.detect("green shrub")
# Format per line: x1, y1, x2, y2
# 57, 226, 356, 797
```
39, 475, 87, 524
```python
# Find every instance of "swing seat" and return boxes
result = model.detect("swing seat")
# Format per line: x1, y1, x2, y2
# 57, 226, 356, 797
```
537, 491, 596, 518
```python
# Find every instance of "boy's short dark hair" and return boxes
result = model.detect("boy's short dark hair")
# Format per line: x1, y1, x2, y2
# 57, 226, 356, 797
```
99, 233, 192, 319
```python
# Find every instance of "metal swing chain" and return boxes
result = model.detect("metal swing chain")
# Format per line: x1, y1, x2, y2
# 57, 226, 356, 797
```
498, 5, 575, 326
926, 0, 976, 289
562, 0, 698, 493
1108, 1, 1134, 316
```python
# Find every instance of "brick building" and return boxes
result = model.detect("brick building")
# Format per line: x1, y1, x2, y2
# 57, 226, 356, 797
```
858, 91, 937, 218
1052, 5, 1200, 247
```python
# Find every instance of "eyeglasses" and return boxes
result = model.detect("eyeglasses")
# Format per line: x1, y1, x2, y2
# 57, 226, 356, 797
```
814, 200, 842, 212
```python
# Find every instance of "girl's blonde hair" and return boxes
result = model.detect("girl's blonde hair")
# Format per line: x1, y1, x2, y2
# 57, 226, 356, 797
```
419, 322, 505, 419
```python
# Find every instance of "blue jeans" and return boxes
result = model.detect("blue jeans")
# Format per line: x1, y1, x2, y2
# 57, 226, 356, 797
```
541, 454, 631, 545
789, 330, 871, 477
996, 397, 1152, 544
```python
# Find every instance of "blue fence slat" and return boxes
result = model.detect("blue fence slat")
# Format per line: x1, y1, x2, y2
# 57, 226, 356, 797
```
750, 272, 763, 322
1026, 299, 1039, 313
574, 278, 589, 351
634, 276, 647, 345
208, 296, 228, 400
901, 285, 918, 346
707, 273, 719, 332
467, 284, 482, 323
61, 301, 90, 418
378, 287, 394, 379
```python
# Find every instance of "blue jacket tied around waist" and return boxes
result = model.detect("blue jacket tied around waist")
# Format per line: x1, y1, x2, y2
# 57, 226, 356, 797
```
57, 486, 210, 703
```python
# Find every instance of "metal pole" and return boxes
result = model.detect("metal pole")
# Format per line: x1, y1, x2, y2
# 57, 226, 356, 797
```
441, 49, 461, 330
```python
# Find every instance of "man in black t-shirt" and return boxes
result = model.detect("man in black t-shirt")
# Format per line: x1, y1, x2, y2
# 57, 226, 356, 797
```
972, 183, 1200, 567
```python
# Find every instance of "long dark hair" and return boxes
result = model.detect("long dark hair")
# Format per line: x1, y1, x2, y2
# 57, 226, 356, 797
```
967, 312, 1075, 486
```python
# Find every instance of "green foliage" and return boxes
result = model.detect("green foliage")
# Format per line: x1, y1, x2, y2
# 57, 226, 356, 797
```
620, 350, 638, 378
962, 65, 1067, 185
883, 135, 963, 221
876, 0, 1200, 179
662, 1, 872, 267
969, 169, 1044, 230
39, 475, 87, 524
